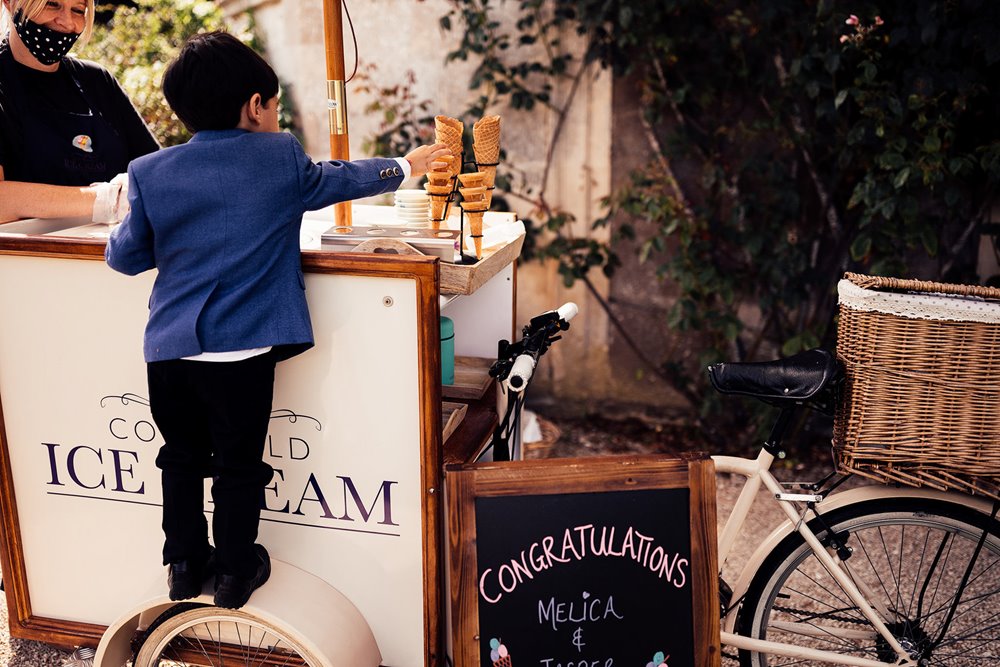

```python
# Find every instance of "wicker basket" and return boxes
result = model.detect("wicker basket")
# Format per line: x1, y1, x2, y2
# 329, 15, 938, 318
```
834, 272, 1000, 499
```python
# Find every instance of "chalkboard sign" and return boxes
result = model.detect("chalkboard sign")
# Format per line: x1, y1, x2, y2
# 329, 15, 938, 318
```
446, 455, 720, 667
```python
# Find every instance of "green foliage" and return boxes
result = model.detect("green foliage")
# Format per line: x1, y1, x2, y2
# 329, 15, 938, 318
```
354, 65, 437, 158
364, 1, 1000, 425
78, 0, 229, 146
78, 1, 298, 147
443, 0, 1000, 388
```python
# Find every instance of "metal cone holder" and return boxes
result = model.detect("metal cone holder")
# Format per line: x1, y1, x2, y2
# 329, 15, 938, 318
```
427, 149, 500, 265
456, 152, 480, 265
426, 150, 469, 265
473, 155, 500, 261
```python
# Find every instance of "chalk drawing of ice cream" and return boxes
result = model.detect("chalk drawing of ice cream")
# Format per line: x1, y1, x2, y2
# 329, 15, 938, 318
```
489, 637, 511, 667
645, 651, 669, 667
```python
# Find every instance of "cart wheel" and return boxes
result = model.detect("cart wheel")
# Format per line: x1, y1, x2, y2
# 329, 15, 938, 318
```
132, 602, 321, 667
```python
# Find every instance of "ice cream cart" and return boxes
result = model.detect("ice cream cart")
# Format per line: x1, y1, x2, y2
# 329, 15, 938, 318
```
0, 206, 524, 665
0, 208, 723, 667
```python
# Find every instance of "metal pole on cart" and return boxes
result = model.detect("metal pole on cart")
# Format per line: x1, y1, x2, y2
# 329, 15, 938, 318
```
322, 0, 352, 227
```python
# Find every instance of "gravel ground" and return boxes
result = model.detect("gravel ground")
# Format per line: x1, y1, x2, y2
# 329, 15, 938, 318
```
0, 411, 811, 666
0, 602, 71, 665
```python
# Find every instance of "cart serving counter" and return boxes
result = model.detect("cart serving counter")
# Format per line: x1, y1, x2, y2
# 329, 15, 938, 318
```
0, 207, 522, 665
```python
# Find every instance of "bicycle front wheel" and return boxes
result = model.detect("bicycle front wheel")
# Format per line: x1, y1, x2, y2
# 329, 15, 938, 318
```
132, 602, 320, 667
736, 497, 1000, 666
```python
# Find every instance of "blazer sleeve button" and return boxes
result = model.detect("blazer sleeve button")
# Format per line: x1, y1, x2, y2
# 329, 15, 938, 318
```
379, 169, 386, 178
393, 167, 401, 176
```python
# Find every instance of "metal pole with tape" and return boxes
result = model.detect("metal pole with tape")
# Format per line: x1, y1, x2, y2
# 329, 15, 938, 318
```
322, 0, 352, 227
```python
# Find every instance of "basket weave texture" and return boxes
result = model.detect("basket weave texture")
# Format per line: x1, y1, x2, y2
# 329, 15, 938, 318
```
834, 272, 1000, 499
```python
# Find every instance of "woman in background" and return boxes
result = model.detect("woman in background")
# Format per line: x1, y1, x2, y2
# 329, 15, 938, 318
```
0, 0, 158, 223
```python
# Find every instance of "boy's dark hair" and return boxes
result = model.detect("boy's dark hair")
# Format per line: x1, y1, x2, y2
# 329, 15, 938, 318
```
163, 31, 279, 133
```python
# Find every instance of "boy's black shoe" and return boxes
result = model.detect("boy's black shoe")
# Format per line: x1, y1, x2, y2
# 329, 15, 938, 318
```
214, 544, 271, 609
168, 548, 215, 601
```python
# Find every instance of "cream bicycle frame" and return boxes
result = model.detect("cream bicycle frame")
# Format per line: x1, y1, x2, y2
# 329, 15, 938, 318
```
712, 447, 997, 667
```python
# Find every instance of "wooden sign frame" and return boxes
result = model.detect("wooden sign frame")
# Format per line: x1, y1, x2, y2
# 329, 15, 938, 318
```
446, 454, 720, 667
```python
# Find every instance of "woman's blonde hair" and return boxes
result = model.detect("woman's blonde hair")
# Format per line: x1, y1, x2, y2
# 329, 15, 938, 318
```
2, 0, 95, 45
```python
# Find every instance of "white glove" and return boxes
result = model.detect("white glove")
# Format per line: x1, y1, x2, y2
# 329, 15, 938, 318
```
91, 173, 130, 224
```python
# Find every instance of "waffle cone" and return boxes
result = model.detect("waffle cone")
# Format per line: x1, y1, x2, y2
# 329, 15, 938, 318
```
473, 115, 500, 164
429, 199, 447, 229
492, 657, 512, 667
473, 116, 500, 209
457, 171, 487, 188
459, 186, 487, 204
427, 172, 452, 187
481, 166, 497, 207
424, 182, 452, 196
432, 155, 458, 176
467, 210, 485, 259
435, 116, 464, 177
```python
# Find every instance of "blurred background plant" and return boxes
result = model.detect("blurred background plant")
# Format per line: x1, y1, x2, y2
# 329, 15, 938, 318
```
367, 0, 1000, 445
79, 0, 298, 146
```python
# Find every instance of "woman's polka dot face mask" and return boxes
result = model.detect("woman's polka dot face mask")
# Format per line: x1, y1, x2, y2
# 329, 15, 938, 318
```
12, 10, 80, 66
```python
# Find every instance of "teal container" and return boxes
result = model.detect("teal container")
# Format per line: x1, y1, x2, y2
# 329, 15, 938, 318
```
440, 316, 455, 385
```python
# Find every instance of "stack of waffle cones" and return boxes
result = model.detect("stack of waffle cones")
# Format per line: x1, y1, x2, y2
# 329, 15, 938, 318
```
421, 115, 463, 229
424, 155, 457, 229
458, 171, 489, 259
473, 115, 501, 209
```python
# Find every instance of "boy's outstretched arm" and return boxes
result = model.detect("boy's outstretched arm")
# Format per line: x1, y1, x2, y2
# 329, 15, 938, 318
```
106, 171, 156, 275
404, 143, 453, 178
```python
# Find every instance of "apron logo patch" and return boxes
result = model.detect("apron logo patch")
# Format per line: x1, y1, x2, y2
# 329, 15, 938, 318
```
72, 135, 94, 153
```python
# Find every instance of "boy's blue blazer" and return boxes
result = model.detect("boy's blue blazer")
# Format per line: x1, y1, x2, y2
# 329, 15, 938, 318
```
106, 129, 404, 362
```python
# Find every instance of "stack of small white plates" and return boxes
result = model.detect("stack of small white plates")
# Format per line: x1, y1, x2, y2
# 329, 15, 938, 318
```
394, 189, 431, 226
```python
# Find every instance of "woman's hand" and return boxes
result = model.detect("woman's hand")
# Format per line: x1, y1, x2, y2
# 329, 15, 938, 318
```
91, 173, 130, 223
404, 143, 452, 178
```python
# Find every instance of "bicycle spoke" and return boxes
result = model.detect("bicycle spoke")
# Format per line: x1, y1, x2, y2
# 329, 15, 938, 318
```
852, 526, 904, 621
134, 605, 314, 667
782, 568, 860, 621
921, 553, 1000, 623
933, 613, 1000, 649
177, 622, 219, 666
904, 523, 931, 619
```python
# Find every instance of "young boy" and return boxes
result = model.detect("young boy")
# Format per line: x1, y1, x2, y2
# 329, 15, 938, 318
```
105, 31, 449, 609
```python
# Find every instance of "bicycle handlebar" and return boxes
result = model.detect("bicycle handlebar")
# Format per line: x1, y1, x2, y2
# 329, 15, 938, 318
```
490, 302, 578, 392
506, 354, 536, 392
556, 302, 579, 323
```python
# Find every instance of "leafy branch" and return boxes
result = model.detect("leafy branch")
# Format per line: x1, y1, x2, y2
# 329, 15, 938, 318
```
362, 0, 1000, 438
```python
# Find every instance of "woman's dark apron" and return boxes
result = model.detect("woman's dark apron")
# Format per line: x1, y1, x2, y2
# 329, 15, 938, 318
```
1, 52, 129, 185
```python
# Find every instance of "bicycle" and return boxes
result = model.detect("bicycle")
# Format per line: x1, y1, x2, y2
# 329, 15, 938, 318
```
490, 326, 1000, 666
708, 347, 1000, 666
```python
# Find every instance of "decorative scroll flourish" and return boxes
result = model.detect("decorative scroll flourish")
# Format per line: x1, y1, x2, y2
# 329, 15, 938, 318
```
269, 409, 322, 431
100, 393, 150, 408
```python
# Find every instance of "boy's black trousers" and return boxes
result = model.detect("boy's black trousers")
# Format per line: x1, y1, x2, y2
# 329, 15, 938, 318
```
147, 352, 277, 579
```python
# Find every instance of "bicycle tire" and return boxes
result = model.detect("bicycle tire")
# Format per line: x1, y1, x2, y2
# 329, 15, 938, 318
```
132, 602, 320, 667
736, 497, 1000, 666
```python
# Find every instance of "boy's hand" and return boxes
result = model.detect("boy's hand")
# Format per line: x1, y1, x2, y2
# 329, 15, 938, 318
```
405, 143, 452, 178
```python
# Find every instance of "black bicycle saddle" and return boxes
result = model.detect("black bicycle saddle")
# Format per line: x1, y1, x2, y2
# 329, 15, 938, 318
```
706, 348, 840, 405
